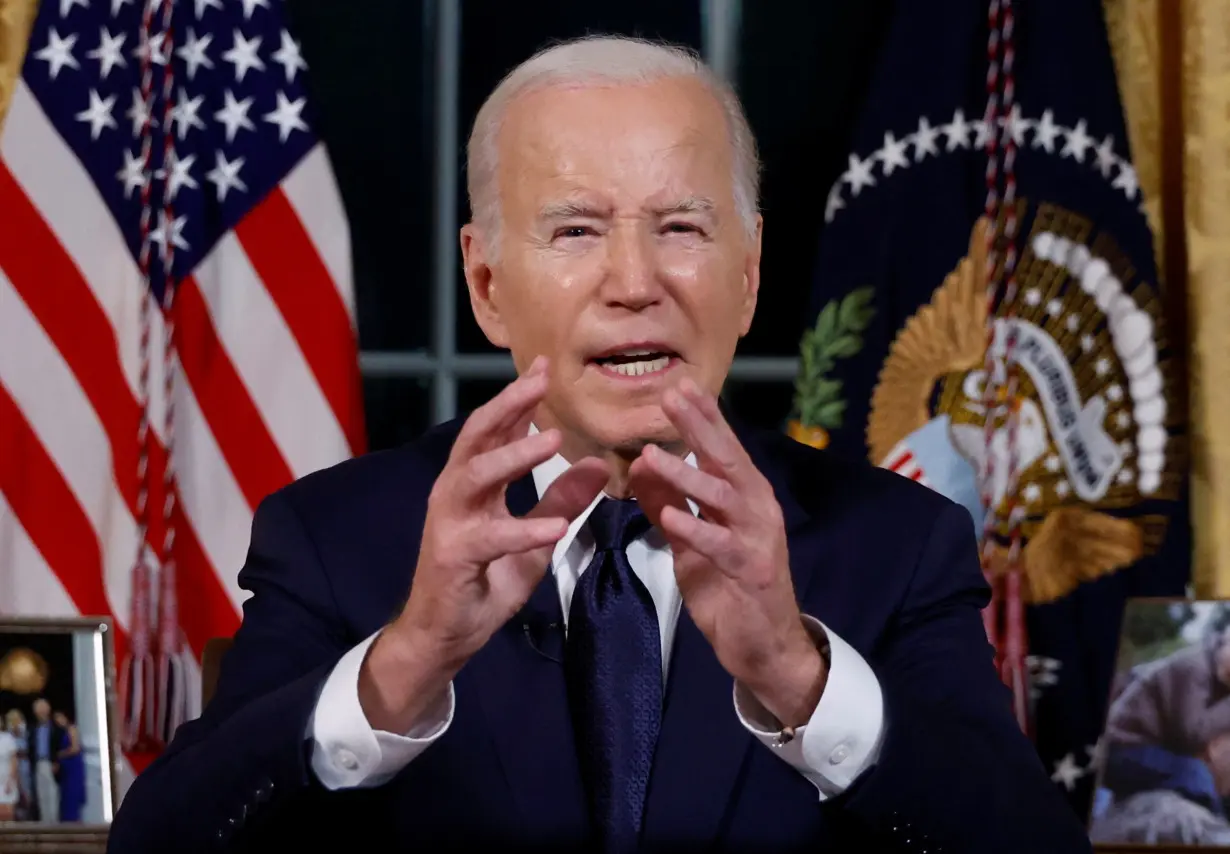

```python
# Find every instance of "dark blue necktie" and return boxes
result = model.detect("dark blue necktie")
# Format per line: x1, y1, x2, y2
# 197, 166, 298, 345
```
565, 498, 661, 853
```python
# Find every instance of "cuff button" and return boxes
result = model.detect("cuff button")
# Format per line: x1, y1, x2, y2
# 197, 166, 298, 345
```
334, 748, 360, 771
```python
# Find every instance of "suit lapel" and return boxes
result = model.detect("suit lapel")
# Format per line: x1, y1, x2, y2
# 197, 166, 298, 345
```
457, 473, 590, 839
642, 423, 818, 846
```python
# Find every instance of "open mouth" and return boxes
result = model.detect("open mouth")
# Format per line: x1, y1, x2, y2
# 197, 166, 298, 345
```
590, 347, 679, 378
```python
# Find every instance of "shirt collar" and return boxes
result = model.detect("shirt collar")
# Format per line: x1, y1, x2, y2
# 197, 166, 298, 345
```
527, 423, 699, 572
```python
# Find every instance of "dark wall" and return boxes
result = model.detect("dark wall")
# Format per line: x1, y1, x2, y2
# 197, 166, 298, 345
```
285, 0, 894, 449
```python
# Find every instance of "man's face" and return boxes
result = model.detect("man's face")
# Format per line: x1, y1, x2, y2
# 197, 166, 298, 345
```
33, 700, 49, 721
462, 76, 761, 455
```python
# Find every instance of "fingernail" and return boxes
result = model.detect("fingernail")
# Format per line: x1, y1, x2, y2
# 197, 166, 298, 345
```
679, 377, 700, 397
528, 355, 547, 375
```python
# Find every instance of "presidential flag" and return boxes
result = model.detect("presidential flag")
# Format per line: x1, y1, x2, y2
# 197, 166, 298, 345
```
0, 0, 362, 768
789, 0, 1190, 816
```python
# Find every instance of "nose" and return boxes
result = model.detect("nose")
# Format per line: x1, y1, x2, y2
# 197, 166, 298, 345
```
601, 221, 664, 311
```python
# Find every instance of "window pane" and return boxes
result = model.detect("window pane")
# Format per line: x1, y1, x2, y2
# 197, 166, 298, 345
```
735, 0, 895, 357
454, 0, 704, 355
291, 0, 434, 353
721, 380, 796, 434
363, 376, 432, 452
457, 379, 512, 419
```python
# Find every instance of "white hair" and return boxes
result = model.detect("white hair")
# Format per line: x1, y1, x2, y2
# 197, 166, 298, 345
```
465, 35, 761, 250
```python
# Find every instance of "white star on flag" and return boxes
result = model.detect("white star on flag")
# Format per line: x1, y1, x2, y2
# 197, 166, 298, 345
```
205, 151, 247, 201
35, 28, 81, 79
75, 88, 117, 140
170, 89, 206, 140
116, 148, 147, 199
263, 91, 308, 143
87, 26, 127, 80
271, 30, 308, 83
222, 28, 264, 82
214, 89, 255, 143
176, 28, 214, 80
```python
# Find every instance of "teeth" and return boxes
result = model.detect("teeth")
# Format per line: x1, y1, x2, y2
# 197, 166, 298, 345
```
610, 356, 671, 377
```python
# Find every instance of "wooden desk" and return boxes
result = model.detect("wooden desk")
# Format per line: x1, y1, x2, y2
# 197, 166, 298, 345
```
0, 830, 108, 854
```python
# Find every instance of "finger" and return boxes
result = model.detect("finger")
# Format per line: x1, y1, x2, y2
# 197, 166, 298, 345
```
526, 457, 610, 522
661, 382, 754, 488
503, 457, 610, 589
453, 356, 549, 458
657, 504, 739, 576
628, 454, 690, 531
468, 516, 570, 565
458, 429, 563, 503
638, 444, 741, 524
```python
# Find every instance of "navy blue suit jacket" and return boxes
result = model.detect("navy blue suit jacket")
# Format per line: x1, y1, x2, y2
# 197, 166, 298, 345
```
107, 417, 1093, 853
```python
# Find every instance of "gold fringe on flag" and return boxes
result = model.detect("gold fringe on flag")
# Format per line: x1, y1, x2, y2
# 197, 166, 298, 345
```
0, 0, 38, 131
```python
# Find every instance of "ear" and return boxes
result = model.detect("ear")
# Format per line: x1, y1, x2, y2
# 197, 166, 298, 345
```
737, 215, 763, 337
461, 223, 510, 348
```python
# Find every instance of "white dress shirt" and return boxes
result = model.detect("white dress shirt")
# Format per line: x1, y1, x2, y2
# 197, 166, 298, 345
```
308, 440, 886, 799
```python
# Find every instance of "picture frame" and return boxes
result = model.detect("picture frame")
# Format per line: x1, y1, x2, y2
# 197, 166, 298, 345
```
1089, 598, 1230, 851
0, 616, 121, 849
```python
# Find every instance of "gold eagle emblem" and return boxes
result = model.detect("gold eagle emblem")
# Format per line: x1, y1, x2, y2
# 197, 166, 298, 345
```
868, 205, 1182, 603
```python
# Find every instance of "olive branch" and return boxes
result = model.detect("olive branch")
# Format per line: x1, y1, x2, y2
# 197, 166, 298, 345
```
791, 286, 875, 429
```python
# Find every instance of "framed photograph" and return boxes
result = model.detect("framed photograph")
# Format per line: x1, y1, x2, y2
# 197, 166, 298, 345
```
0, 616, 121, 841
1090, 598, 1230, 851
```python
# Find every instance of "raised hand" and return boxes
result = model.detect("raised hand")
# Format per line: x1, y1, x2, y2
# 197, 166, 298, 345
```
629, 378, 826, 727
361, 357, 610, 732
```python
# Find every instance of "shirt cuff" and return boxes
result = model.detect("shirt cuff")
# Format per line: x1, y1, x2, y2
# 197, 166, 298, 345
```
307, 630, 455, 790
733, 615, 885, 800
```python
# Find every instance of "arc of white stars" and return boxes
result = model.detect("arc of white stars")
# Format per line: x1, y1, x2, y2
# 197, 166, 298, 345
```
823, 106, 1146, 227
263, 91, 308, 142
878, 132, 909, 176
35, 28, 80, 79
841, 151, 876, 197
223, 29, 264, 82
912, 116, 939, 161
87, 26, 126, 79
75, 88, 116, 139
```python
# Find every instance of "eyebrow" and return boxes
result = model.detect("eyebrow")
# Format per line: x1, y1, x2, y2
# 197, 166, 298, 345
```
537, 196, 719, 222
538, 200, 613, 221
652, 196, 717, 217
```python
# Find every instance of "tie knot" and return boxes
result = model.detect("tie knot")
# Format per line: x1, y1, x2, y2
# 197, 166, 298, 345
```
588, 498, 649, 553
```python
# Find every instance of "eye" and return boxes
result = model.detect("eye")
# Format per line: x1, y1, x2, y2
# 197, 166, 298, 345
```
554, 225, 596, 240
663, 221, 703, 236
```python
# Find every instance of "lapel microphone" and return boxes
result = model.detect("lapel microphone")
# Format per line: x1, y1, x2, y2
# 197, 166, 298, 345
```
522, 619, 564, 664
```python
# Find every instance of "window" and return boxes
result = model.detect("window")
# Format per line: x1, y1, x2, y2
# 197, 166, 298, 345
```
296, 0, 893, 450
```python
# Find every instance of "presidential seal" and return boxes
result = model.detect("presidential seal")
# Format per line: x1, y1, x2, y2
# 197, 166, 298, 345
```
869, 205, 1182, 603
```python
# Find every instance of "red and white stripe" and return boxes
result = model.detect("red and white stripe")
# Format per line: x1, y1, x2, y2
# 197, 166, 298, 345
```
880, 442, 931, 487
0, 79, 362, 766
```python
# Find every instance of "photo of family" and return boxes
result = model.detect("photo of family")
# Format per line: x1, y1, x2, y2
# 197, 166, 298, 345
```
1090, 599, 1230, 847
0, 622, 114, 827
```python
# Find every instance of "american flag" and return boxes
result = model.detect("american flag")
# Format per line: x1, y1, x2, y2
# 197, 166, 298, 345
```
0, 0, 363, 770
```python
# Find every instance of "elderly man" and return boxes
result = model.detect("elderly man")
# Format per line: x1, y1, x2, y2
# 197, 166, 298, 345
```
108, 36, 1091, 853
